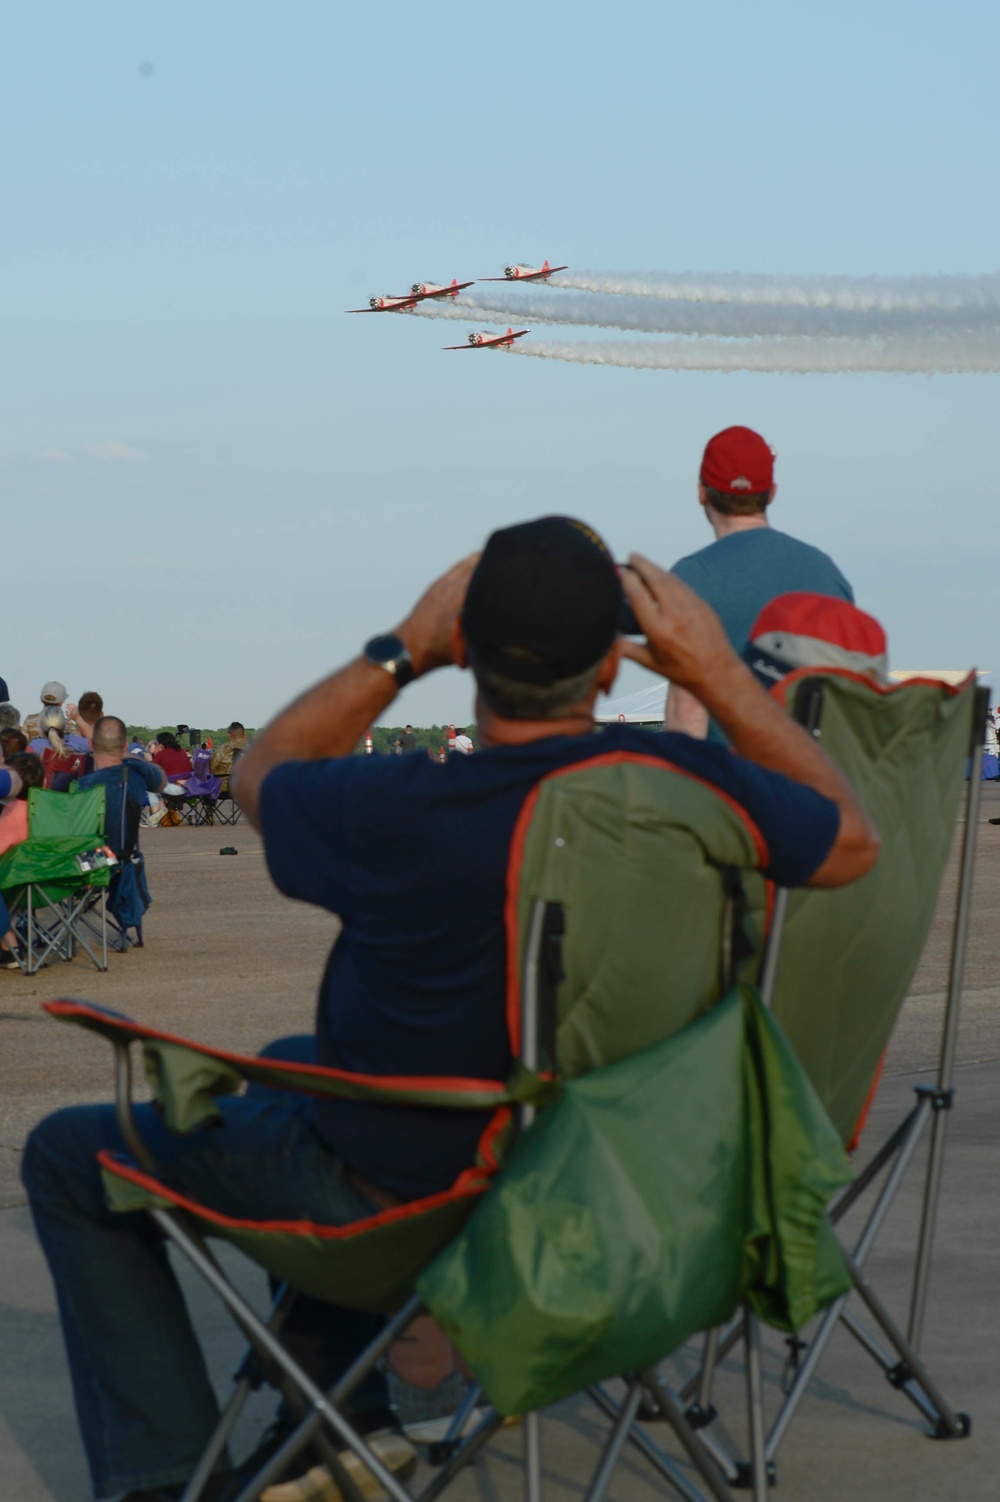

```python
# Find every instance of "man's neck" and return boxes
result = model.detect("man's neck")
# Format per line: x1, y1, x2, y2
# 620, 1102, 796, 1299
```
707, 509, 770, 541
475, 696, 597, 749
92, 751, 125, 771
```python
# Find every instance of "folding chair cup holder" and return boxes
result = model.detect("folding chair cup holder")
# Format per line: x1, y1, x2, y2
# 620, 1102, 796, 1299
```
40, 686, 983, 1501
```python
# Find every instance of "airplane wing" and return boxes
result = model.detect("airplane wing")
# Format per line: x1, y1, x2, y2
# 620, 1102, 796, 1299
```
442, 341, 484, 350
345, 297, 419, 313
418, 280, 475, 299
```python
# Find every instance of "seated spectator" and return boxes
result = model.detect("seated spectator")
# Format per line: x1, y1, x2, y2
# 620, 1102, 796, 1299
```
65, 691, 104, 745
21, 517, 880, 1502
0, 756, 26, 968
0, 751, 43, 856
0, 703, 22, 732
36, 708, 91, 791
29, 682, 90, 758
1, 728, 28, 759
78, 717, 167, 857
151, 730, 193, 787
210, 721, 248, 778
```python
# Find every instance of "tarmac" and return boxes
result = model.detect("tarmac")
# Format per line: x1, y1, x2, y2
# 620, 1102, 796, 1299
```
2, 789, 998, 1502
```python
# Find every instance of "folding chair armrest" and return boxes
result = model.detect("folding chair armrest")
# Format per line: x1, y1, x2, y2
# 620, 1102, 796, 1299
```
42, 1000, 512, 1138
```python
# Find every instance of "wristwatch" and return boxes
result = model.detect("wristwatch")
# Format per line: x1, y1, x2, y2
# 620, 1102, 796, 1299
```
362, 633, 415, 689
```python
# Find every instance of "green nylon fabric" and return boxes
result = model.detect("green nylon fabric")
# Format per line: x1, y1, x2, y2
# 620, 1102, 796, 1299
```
101, 1162, 485, 1313
750, 673, 974, 1142
49, 1009, 509, 1113
419, 986, 851, 1416
0, 787, 110, 900
28, 784, 105, 839
512, 759, 766, 1077
0, 836, 111, 893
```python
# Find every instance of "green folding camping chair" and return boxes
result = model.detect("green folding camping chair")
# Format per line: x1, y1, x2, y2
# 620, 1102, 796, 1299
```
42, 753, 853, 1502
664, 670, 983, 1487
0, 784, 110, 972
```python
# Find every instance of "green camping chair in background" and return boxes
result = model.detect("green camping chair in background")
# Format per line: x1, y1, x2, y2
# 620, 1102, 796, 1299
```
0, 784, 110, 972
42, 753, 853, 1502
669, 670, 983, 1485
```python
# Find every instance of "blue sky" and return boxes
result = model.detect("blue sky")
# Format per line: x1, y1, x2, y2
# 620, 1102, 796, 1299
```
3, 0, 997, 727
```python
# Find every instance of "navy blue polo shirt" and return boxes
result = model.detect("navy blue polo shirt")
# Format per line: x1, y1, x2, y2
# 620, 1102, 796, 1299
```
259, 725, 838, 1200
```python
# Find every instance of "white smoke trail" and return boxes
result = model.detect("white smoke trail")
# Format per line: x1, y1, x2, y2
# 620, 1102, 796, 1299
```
413, 289, 1000, 338
549, 270, 1000, 316
510, 333, 1000, 374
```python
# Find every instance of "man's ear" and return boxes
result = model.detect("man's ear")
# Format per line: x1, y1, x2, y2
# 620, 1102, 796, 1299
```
597, 639, 622, 695
450, 617, 468, 669
765, 484, 777, 507
697, 483, 709, 511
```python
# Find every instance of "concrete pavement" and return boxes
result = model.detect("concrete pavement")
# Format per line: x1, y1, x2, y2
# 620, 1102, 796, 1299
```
2, 794, 998, 1501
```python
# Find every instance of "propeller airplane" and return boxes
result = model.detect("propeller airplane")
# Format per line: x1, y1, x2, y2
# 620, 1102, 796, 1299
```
444, 327, 530, 350
482, 260, 567, 282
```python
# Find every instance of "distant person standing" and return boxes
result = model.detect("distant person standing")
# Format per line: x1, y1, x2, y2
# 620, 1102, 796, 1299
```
397, 724, 418, 754
452, 728, 474, 754
667, 426, 854, 737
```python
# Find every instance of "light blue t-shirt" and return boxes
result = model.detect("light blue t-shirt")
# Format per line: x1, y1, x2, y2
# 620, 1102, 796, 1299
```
672, 527, 854, 656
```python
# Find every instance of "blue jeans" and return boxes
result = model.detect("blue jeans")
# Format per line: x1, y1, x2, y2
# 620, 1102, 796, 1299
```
22, 1081, 389, 1499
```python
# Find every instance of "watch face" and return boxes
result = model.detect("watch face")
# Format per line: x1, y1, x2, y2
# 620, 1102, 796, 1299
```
365, 634, 406, 665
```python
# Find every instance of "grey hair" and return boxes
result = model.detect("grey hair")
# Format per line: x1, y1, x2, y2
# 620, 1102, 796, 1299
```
0, 703, 21, 731
467, 645, 605, 722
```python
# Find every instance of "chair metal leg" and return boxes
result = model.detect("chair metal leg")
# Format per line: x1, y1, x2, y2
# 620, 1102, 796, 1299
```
583, 1379, 644, 1502
908, 723, 983, 1352
846, 1253, 968, 1437
523, 1410, 542, 1502
765, 1095, 933, 1461
150, 1209, 417, 1502
588, 1382, 727, 1502
743, 1311, 769, 1499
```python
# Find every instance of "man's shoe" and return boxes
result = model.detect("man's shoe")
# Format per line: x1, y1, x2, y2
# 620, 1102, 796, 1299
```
260, 1429, 418, 1502
0, 945, 22, 970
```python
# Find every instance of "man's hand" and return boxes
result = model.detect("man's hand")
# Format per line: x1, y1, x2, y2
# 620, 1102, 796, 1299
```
620, 554, 734, 694
396, 554, 480, 678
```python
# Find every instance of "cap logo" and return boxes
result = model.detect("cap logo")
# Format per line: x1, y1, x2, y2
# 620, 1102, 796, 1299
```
730, 476, 752, 490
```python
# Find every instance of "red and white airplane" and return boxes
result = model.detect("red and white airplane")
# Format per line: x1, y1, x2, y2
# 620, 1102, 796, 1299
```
348, 277, 474, 313
482, 260, 568, 282
444, 327, 530, 350
410, 278, 474, 300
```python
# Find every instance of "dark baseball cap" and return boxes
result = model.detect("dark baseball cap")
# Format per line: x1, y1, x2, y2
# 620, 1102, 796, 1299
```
462, 516, 621, 686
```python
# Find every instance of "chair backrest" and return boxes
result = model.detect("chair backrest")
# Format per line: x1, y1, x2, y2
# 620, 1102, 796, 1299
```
191, 748, 212, 779
28, 784, 105, 841
508, 752, 768, 1078
757, 669, 976, 1143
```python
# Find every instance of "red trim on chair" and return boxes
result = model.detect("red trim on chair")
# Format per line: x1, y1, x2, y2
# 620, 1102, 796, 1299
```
772, 666, 974, 710
503, 751, 770, 1055
42, 1000, 508, 1100
846, 1052, 887, 1155
97, 1149, 496, 1237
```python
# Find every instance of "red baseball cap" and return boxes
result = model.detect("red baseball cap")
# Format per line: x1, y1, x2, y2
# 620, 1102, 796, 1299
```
700, 426, 775, 494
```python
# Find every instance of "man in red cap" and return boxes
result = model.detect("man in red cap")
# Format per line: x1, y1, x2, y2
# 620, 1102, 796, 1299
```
668, 426, 853, 737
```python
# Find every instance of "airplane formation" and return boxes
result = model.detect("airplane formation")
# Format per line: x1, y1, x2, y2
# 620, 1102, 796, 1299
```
347, 261, 567, 351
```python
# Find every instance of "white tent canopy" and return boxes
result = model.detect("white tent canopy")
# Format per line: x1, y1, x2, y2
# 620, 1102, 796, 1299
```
596, 682, 667, 725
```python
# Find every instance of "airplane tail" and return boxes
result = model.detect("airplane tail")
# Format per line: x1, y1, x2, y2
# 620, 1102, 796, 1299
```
542, 260, 550, 271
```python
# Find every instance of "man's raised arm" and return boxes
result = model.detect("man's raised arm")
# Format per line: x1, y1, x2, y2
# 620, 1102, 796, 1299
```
234, 555, 478, 828
621, 555, 880, 889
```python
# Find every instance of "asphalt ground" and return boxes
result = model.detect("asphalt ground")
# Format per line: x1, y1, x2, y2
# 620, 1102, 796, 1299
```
2, 784, 998, 1500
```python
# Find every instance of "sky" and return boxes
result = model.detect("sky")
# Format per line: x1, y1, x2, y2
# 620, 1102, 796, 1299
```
3, 0, 998, 728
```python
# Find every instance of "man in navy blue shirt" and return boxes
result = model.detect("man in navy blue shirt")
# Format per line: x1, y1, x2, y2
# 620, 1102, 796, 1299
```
23, 517, 878, 1502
